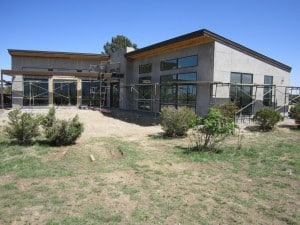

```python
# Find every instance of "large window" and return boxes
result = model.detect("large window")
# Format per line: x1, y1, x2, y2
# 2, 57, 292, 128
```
160, 72, 197, 110
138, 77, 152, 111
81, 80, 101, 107
139, 63, 152, 74
53, 80, 77, 106
178, 55, 198, 68
263, 75, 273, 106
23, 78, 49, 106
230, 72, 253, 115
160, 55, 198, 71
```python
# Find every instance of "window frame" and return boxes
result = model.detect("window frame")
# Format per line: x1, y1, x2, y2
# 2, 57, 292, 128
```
263, 75, 273, 107
230, 72, 253, 115
138, 76, 152, 111
160, 55, 198, 71
81, 79, 101, 107
23, 77, 50, 106
138, 63, 152, 74
160, 72, 197, 110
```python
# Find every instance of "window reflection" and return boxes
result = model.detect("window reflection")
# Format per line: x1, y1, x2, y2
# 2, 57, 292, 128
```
138, 77, 152, 111
160, 72, 197, 110
160, 55, 198, 71
23, 78, 49, 106
263, 75, 273, 106
230, 73, 253, 115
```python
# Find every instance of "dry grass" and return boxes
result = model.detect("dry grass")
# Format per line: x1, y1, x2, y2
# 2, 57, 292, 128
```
0, 109, 299, 225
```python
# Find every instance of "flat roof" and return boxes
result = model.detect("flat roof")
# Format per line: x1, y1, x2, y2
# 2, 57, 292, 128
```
1, 69, 112, 79
8, 49, 109, 61
125, 29, 292, 72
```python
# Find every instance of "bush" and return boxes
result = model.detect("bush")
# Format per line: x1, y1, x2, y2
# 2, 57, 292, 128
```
42, 108, 84, 146
5, 109, 41, 145
41, 106, 55, 127
190, 108, 235, 152
160, 107, 196, 137
253, 108, 283, 131
290, 103, 300, 125
215, 102, 238, 121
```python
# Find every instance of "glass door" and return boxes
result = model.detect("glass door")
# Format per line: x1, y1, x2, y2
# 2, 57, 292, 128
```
53, 80, 77, 106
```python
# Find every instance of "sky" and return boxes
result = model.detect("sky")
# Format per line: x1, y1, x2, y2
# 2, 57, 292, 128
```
0, 0, 299, 85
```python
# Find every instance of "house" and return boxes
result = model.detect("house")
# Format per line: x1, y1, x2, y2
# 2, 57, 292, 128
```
0, 29, 293, 116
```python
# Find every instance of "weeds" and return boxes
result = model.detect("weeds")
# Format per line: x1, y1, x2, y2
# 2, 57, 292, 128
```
0, 123, 299, 225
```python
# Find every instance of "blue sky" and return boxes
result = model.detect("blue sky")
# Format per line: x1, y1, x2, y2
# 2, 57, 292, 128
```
1, 0, 299, 85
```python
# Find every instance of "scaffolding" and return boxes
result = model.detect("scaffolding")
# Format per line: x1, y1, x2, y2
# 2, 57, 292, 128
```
1, 67, 300, 122
125, 81, 300, 121
281, 86, 300, 115
0, 68, 113, 109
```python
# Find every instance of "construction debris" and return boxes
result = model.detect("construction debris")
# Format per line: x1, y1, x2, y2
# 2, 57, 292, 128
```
90, 154, 95, 162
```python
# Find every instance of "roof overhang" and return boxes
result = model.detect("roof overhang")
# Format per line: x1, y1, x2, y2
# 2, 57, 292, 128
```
125, 29, 292, 73
125, 34, 214, 60
8, 49, 109, 61
1, 69, 112, 79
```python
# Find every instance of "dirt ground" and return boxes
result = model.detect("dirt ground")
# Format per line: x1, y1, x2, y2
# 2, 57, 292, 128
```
0, 108, 163, 142
1, 108, 296, 143
0, 108, 299, 225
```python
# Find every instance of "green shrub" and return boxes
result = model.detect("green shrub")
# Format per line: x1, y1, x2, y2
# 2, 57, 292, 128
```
41, 106, 55, 127
253, 108, 283, 131
5, 109, 41, 145
215, 102, 238, 121
42, 108, 84, 146
290, 103, 300, 125
190, 108, 235, 152
160, 107, 196, 137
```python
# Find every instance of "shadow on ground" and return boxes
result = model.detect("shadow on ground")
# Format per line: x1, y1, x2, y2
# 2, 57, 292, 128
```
98, 108, 160, 127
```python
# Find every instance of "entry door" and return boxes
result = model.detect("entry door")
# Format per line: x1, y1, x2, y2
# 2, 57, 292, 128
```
53, 80, 77, 106
110, 82, 119, 108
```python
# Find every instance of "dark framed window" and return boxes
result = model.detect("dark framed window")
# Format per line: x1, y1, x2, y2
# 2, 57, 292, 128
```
23, 78, 49, 106
139, 63, 152, 74
81, 80, 101, 107
53, 80, 77, 106
160, 55, 198, 71
160, 72, 197, 110
230, 72, 253, 115
160, 59, 177, 71
263, 75, 273, 106
138, 77, 152, 111
178, 55, 198, 68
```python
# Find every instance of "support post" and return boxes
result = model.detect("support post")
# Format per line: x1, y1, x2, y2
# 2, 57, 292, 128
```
1, 71, 4, 109
284, 86, 288, 116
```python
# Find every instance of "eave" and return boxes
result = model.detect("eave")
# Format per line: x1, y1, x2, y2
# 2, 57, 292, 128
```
8, 49, 109, 61
1, 69, 112, 79
125, 29, 292, 73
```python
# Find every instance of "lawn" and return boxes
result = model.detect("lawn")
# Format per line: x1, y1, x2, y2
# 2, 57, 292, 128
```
0, 111, 299, 225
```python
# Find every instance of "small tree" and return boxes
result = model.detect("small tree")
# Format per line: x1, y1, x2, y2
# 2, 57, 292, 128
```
190, 108, 235, 152
290, 103, 300, 125
42, 108, 84, 146
160, 107, 196, 137
253, 108, 283, 131
5, 109, 41, 145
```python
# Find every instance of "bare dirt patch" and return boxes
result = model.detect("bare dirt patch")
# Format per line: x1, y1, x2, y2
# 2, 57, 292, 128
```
0, 108, 162, 142
0, 108, 299, 225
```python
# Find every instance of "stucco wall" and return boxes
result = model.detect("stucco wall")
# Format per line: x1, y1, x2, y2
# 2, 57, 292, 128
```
12, 56, 101, 71
126, 42, 215, 115
11, 75, 23, 108
213, 42, 290, 109
11, 55, 107, 108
